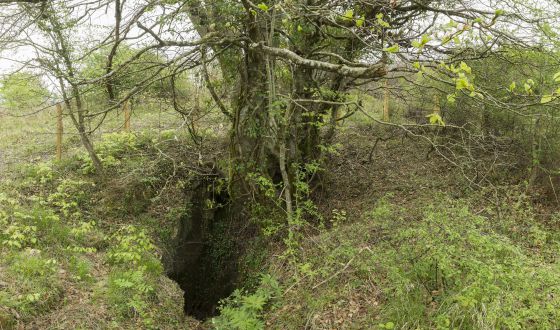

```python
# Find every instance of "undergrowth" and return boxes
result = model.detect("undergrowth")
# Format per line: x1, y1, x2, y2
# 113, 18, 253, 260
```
2, 128, 560, 330
0, 131, 188, 329
267, 196, 560, 329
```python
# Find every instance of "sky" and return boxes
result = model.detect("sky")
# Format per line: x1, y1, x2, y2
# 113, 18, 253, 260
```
0, 0, 190, 77
0, 1, 117, 75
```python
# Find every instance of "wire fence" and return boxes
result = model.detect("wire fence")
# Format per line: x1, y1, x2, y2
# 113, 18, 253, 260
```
0, 100, 177, 173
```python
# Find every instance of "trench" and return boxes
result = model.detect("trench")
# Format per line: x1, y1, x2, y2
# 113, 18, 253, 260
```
166, 180, 239, 320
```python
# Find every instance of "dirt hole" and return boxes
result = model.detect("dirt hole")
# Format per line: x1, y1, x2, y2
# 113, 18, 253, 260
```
167, 181, 238, 320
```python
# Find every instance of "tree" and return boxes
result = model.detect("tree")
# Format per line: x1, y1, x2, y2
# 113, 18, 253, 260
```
0, 72, 49, 110
151, 0, 556, 210
82, 44, 176, 102
26, 1, 103, 172
1, 0, 557, 216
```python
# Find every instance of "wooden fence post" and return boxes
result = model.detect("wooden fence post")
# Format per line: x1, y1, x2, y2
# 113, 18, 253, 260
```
383, 79, 390, 122
123, 100, 131, 132
56, 103, 63, 161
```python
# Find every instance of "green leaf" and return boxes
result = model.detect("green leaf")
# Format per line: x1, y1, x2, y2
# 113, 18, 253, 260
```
456, 77, 470, 90
508, 81, 516, 92
446, 20, 458, 28
541, 94, 553, 104
257, 2, 269, 11
412, 34, 431, 49
242, 293, 267, 311
426, 113, 445, 126
343, 9, 354, 21
376, 13, 390, 28
383, 44, 399, 53
460, 61, 472, 74
384, 321, 395, 329
297, 25, 303, 32
447, 94, 456, 104
469, 91, 484, 99
356, 17, 365, 27
495, 9, 505, 16
421, 34, 431, 46
553, 71, 560, 82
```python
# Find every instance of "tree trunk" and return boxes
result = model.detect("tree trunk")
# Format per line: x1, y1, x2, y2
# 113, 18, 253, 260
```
60, 82, 103, 173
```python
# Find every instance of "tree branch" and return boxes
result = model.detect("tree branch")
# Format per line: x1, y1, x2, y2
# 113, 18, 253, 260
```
0, 0, 45, 2
250, 42, 387, 79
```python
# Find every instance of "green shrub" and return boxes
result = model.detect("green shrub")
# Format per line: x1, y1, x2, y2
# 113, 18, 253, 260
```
24, 162, 55, 184
1, 222, 37, 249
79, 132, 141, 174
103, 224, 164, 326
212, 274, 280, 330
0, 199, 70, 250
271, 197, 560, 329
370, 200, 560, 329
106, 225, 160, 272
106, 267, 157, 320
48, 178, 94, 219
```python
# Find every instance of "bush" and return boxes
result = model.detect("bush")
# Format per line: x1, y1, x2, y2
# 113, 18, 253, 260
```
48, 178, 94, 219
370, 200, 560, 329
212, 274, 280, 330
103, 225, 164, 326
79, 132, 141, 174
269, 197, 560, 329
0, 197, 70, 250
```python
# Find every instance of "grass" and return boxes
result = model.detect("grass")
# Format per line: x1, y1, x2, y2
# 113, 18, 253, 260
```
0, 173, 187, 329
253, 131, 560, 329
0, 107, 60, 169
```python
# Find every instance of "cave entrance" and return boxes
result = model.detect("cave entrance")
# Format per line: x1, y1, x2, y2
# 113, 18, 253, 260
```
167, 180, 238, 320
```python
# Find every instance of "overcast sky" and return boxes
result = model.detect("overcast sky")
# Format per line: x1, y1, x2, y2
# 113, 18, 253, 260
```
0, 3, 116, 75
